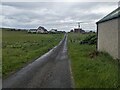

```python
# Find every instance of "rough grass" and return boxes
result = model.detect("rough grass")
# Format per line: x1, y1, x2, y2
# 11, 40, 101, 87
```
68, 33, 118, 88
2, 30, 64, 78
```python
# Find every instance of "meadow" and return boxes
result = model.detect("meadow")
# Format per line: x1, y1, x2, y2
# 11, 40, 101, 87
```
68, 33, 119, 88
2, 29, 63, 78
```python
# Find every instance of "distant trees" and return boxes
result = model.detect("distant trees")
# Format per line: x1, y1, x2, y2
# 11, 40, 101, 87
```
2, 28, 27, 32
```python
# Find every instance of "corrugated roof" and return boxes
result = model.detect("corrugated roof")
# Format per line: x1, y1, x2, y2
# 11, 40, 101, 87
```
97, 7, 120, 24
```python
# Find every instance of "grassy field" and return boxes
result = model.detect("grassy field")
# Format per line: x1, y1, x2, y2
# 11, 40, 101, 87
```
2, 30, 63, 78
68, 33, 118, 88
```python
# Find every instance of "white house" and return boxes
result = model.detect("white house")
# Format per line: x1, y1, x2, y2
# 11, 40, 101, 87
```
37, 26, 48, 33
28, 29, 37, 33
28, 26, 48, 34
49, 29, 57, 33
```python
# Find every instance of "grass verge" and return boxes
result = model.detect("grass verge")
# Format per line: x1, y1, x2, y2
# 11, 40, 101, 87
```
68, 33, 118, 88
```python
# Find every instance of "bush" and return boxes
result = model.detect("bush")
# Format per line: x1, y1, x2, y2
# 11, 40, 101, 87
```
80, 34, 97, 45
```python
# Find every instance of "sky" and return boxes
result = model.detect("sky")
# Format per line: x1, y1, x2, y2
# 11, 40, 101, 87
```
0, 2, 119, 32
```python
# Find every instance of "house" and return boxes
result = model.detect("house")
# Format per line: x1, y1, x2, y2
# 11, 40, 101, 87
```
73, 22, 86, 33
27, 26, 48, 34
70, 29, 74, 33
37, 26, 48, 33
74, 28, 85, 33
28, 29, 37, 33
96, 7, 120, 59
49, 29, 57, 33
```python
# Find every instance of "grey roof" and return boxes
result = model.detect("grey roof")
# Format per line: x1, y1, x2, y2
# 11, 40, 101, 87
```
97, 7, 120, 24
38, 26, 47, 31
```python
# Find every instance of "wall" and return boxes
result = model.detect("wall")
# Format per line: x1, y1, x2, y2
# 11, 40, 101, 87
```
97, 18, 119, 59
118, 18, 120, 59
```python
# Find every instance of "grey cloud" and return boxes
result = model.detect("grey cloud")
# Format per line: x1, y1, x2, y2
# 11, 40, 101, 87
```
1, 2, 118, 31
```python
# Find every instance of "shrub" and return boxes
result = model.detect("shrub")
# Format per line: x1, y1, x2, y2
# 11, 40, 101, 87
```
80, 34, 97, 45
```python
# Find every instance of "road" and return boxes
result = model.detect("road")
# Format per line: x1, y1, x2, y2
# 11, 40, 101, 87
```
3, 34, 74, 88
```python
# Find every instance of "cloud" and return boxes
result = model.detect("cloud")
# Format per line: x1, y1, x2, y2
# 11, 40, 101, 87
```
1, 2, 118, 31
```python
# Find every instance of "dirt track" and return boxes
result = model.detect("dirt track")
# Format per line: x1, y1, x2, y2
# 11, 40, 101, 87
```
3, 34, 73, 88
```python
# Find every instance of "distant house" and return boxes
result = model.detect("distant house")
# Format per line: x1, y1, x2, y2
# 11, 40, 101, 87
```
37, 26, 48, 33
96, 7, 120, 59
49, 29, 57, 33
28, 29, 37, 33
70, 29, 74, 32
74, 28, 85, 33
28, 26, 48, 34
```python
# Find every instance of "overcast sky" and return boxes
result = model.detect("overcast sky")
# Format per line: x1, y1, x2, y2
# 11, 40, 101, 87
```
0, 2, 118, 32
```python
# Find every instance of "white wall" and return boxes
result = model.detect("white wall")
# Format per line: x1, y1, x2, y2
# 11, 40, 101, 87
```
118, 18, 120, 59
98, 18, 119, 59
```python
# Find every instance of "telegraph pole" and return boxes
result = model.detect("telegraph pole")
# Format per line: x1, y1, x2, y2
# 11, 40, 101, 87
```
78, 22, 80, 29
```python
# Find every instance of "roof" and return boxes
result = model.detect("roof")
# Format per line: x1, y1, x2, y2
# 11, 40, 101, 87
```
97, 7, 120, 24
38, 26, 47, 31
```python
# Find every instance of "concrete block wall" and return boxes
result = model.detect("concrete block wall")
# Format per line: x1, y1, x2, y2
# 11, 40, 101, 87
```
98, 18, 119, 59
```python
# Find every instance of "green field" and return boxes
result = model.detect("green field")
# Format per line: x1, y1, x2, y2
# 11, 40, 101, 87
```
68, 33, 119, 88
2, 30, 63, 78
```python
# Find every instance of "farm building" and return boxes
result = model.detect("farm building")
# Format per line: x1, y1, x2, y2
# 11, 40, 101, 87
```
49, 29, 57, 33
74, 28, 85, 33
37, 26, 48, 33
28, 26, 48, 34
96, 7, 120, 59
28, 29, 37, 33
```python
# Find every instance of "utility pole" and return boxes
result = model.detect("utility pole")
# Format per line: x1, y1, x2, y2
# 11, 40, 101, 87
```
78, 22, 80, 29
78, 22, 83, 29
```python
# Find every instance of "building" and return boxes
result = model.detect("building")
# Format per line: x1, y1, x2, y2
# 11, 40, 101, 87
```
37, 26, 48, 33
28, 29, 37, 33
96, 7, 120, 59
73, 22, 85, 33
49, 29, 57, 33
74, 28, 85, 33
28, 26, 48, 34
70, 29, 74, 33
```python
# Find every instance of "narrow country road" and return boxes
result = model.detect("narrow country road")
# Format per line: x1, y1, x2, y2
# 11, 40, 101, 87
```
3, 34, 74, 88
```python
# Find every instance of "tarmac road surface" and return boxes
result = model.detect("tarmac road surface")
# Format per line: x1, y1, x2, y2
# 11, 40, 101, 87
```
3, 34, 74, 88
